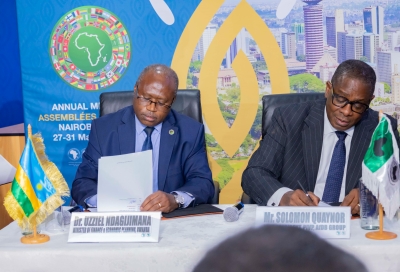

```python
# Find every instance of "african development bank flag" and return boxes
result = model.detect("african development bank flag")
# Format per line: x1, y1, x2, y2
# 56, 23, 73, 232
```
362, 113, 400, 219
4, 131, 69, 228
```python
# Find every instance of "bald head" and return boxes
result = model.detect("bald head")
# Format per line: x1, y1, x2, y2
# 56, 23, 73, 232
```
135, 64, 179, 94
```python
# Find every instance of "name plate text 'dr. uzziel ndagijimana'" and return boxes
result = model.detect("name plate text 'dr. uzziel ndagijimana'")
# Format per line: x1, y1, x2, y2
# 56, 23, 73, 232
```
255, 207, 351, 239
68, 211, 161, 242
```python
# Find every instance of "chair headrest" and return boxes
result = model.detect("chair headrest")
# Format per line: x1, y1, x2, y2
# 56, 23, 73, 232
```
262, 93, 325, 138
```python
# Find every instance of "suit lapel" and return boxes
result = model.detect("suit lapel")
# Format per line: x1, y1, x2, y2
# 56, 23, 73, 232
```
345, 111, 376, 193
118, 106, 136, 154
158, 111, 178, 191
302, 100, 325, 191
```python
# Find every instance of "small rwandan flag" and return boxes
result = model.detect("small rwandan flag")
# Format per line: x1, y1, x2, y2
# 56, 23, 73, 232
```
4, 127, 69, 229
362, 113, 400, 219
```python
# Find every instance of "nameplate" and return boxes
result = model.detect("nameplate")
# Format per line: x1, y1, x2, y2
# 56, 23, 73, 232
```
255, 207, 351, 239
67, 212, 161, 243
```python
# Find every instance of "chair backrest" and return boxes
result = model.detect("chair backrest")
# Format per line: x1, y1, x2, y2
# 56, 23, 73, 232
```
241, 93, 325, 205
261, 93, 325, 138
100, 89, 203, 122
98, 89, 222, 203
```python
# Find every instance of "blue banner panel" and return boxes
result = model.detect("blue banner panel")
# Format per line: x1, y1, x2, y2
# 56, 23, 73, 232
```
16, 0, 200, 198
0, 0, 23, 134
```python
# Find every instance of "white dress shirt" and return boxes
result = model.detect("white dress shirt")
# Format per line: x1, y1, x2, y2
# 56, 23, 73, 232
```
267, 107, 354, 206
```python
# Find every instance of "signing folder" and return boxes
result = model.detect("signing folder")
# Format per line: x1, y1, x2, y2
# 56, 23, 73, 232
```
97, 150, 153, 212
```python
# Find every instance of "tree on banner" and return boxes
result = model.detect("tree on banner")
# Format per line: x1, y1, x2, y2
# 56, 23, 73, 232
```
362, 112, 400, 240
4, 125, 69, 244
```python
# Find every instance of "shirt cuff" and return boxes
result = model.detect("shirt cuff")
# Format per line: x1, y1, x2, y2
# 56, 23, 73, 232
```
267, 187, 292, 206
85, 194, 97, 208
171, 191, 194, 208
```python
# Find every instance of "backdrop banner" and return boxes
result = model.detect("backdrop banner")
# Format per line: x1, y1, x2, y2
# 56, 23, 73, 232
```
16, 0, 400, 203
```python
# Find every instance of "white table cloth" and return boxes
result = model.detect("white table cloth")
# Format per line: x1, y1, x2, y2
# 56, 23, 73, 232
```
0, 205, 399, 272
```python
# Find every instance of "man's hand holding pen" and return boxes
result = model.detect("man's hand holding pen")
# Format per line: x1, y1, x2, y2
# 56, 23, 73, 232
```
280, 190, 320, 206
279, 180, 320, 206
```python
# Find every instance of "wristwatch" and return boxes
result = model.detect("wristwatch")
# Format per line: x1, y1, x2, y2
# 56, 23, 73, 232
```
172, 193, 185, 208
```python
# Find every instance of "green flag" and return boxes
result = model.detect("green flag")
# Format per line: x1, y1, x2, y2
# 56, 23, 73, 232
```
362, 114, 400, 219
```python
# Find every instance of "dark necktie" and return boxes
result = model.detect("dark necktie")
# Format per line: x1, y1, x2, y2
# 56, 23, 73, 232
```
141, 127, 154, 151
322, 131, 347, 203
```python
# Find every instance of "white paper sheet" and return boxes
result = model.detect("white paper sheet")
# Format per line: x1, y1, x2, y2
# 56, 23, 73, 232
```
318, 201, 331, 207
0, 155, 16, 185
97, 151, 153, 212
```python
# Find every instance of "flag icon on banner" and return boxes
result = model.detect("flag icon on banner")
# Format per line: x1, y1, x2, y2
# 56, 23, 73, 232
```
4, 126, 70, 229
362, 113, 400, 219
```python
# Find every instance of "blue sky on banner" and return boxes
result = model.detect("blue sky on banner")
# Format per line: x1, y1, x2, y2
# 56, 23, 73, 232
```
15, 0, 201, 193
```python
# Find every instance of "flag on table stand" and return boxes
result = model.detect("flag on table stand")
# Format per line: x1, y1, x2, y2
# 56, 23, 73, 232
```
4, 125, 70, 231
362, 113, 400, 220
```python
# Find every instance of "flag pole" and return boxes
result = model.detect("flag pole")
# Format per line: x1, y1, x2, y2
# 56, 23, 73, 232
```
365, 112, 397, 240
20, 124, 50, 244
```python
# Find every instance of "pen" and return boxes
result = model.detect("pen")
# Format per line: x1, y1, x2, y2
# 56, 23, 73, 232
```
296, 180, 314, 204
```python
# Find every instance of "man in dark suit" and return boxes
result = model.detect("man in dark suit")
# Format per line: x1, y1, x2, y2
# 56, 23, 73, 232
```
242, 60, 400, 214
72, 64, 214, 213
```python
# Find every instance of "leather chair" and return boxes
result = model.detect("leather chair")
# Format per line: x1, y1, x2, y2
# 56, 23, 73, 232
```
99, 89, 220, 204
241, 92, 325, 204
261, 92, 325, 139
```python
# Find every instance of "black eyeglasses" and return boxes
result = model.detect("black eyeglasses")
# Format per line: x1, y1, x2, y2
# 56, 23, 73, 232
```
134, 87, 173, 113
331, 87, 370, 114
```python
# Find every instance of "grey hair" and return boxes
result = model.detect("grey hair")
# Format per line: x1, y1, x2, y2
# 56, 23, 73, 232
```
135, 64, 179, 93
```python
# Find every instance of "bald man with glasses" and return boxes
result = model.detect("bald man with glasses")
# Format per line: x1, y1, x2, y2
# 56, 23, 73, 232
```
72, 64, 214, 213
242, 59, 400, 214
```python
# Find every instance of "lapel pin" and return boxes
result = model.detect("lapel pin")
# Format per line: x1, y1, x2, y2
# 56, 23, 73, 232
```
169, 129, 174, 135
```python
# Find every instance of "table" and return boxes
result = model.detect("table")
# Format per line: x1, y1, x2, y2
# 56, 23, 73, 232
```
0, 205, 399, 272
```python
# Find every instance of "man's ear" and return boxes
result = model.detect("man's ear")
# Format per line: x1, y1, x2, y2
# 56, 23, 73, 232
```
325, 81, 331, 99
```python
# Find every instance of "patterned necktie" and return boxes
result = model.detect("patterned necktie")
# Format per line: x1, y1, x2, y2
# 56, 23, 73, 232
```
322, 131, 347, 203
141, 127, 155, 151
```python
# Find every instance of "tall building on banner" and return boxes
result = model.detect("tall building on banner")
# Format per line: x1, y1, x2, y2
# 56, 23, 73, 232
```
326, 10, 344, 48
192, 37, 204, 61
291, 23, 304, 42
297, 41, 306, 57
202, 23, 217, 59
391, 65, 400, 105
326, 17, 336, 48
377, 51, 400, 86
303, 0, 324, 71
281, 32, 297, 59
226, 28, 250, 69
363, 6, 384, 45
337, 32, 347, 63
388, 31, 400, 51
363, 33, 379, 63
346, 34, 363, 61
324, 45, 337, 61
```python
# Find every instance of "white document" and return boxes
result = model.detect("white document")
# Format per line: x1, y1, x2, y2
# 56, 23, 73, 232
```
318, 201, 331, 207
97, 151, 153, 212
0, 155, 16, 185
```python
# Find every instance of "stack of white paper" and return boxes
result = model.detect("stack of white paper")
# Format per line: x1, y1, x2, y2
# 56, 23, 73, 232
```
97, 150, 153, 212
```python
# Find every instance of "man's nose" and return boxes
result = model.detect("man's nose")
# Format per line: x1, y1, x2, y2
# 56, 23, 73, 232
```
146, 100, 157, 112
340, 103, 353, 116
